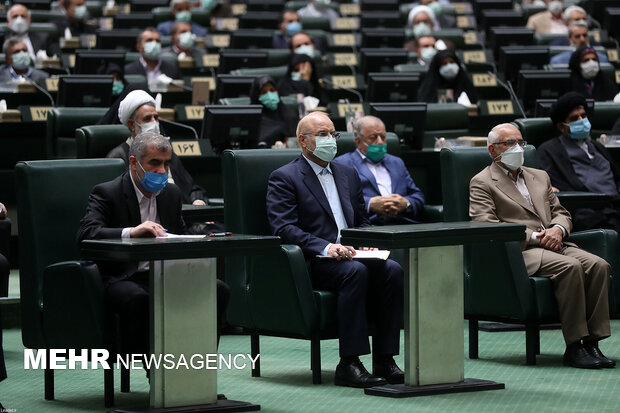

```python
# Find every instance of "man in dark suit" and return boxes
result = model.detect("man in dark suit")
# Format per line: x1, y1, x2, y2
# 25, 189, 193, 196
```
52, 0, 97, 37
3, 4, 59, 59
107, 89, 208, 206
266, 112, 404, 388
161, 21, 205, 62
0, 38, 48, 87
78, 132, 229, 363
333, 116, 425, 225
538, 92, 620, 234
124, 27, 180, 91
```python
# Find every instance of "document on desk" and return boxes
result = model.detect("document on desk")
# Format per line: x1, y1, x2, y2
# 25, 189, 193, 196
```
156, 233, 207, 239
315, 250, 390, 260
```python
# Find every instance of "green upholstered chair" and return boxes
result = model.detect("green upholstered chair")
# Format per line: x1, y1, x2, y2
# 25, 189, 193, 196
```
591, 102, 620, 137
46, 107, 108, 159
16, 158, 127, 406
151, 7, 210, 26
230, 65, 289, 82
222, 149, 341, 384
513, 117, 556, 148
75, 125, 131, 159
440, 146, 619, 364
424, 103, 470, 148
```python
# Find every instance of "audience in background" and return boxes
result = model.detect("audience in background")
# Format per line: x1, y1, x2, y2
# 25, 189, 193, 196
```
97, 62, 126, 97
417, 49, 478, 104
405, 35, 438, 65
297, 0, 339, 20
278, 53, 328, 107
124, 27, 181, 91
408, 4, 441, 33
3, 4, 59, 59
0, 38, 48, 87
568, 47, 617, 102
249, 76, 297, 148
157, 0, 208, 37
273, 10, 302, 49
550, 21, 608, 65
53, 0, 97, 36
527, 0, 567, 34
163, 21, 206, 62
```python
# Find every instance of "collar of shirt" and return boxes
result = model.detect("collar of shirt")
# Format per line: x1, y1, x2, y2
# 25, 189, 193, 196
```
496, 162, 523, 182
9, 65, 32, 80
303, 154, 332, 176
356, 148, 385, 165
139, 56, 162, 73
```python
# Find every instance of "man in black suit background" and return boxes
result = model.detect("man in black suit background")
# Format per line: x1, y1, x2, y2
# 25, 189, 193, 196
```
78, 132, 229, 366
266, 112, 404, 388
124, 27, 180, 91
4, 4, 59, 59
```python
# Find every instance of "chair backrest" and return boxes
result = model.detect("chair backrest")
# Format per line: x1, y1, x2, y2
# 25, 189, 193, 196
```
513, 117, 555, 148
16, 159, 126, 348
75, 125, 131, 158
592, 102, 620, 136
46, 107, 109, 159
424, 103, 470, 148
335, 132, 400, 157
222, 149, 301, 235
440, 146, 539, 222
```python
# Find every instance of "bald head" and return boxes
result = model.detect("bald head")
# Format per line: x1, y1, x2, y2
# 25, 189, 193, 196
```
297, 112, 336, 166
296, 112, 332, 137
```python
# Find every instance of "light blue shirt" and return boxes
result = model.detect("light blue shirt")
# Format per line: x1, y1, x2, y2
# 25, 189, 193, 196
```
303, 155, 347, 256
356, 149, 392, 213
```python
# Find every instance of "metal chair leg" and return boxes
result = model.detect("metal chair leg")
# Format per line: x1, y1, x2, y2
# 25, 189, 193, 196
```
251, 334, 260, 378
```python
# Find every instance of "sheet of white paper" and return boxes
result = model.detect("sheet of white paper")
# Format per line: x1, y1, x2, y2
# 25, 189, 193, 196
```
156, 233, 206, 239
315, 249, 390, 260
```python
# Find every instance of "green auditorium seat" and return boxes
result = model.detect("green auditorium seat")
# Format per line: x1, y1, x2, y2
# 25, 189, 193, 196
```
299, 16, 331, 31
592, 102, 620, 137
513, 117, 555, 148
46, 107, 108, 159
424, 103, 470, 148
0, 22, 59, 37
218, 95, 299, 113
151, 7, 211, 26
230, 65, 289, 82
75, 125, 131, 159
222, 149, 341, 384
16, 158, 128, 406
440, 146, 618, 364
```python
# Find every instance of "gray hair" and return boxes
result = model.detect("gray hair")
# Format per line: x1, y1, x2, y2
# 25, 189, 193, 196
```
568, 20, 588, 35
562, 5, 586, 23
7, 4, 30, 20
2, 37, 23, 56
353, 115, 385, 139
487, 123, 516, 157
129, 132, 172, 161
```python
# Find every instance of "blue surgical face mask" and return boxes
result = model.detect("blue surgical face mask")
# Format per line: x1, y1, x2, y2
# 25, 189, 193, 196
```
311, 134, 337, 162
178, 31, 195, 49
259, 91, 280, 111
413, 22, 432, 38
202, 0, 216, 9
137, 159, 168, 193
73, 5, 87, 20
563, 117, 591, 140
112, 80, 124, 95
12, 51, 31, 70
286, 21, 302, 37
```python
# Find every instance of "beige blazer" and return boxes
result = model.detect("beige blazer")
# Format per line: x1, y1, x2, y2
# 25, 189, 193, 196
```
526, 11, 551, 34
470, 162, 573, 274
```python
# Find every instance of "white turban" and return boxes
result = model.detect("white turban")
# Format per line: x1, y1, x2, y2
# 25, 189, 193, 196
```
408, 5, 440, 30
118, 90, 156, 126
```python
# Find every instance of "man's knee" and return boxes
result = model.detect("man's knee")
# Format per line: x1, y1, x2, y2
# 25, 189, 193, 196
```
342, 260, 370, 285
384, 259, 404, 288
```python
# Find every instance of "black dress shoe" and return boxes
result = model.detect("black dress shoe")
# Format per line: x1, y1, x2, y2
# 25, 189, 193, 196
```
373, 357, 405, 384
335, 358, 387, 388
563, 343, 603, 369
584, 344, 616, 368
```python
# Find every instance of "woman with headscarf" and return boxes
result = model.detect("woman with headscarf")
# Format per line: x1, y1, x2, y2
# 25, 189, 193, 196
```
277, 53, 328, 107
250, 75, 298, 147
568, 46, 617, 101
417, 49, 478, 103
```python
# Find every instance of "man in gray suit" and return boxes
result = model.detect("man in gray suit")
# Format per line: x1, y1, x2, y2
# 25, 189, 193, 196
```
469, 122, 613, 369
0, 37, 48, 87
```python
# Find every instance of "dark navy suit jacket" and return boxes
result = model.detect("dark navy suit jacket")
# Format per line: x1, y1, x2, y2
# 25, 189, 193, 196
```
267, 156, 370, 259
333, 151, 425, 224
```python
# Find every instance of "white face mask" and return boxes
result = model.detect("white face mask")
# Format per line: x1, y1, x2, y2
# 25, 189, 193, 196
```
439, 62, 459, 80
136, 120, 160, 135
291, 71, 302, 81
548, 0, 563, 16
580, 59, 599, 79
496, 143, 524, 171
9, 16, 29, 34
420, 46, 437, 62
295, 44, 315, 59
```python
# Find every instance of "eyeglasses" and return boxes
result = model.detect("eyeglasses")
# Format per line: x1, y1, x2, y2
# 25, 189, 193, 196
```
303, 131, 341, 140
493, 139, 527, 148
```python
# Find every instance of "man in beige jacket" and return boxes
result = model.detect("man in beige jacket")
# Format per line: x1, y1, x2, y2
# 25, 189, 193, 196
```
469, 123, 613, 369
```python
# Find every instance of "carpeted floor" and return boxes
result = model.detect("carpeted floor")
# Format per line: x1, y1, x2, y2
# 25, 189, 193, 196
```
1, 319, 619, 412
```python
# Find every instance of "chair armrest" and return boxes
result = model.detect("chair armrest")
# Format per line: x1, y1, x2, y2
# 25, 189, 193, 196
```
420, 204, 443, 223
42, 260, 106, 348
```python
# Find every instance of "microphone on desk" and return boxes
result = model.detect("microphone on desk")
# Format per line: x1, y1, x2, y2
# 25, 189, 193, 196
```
486, 71, 526, 119
19, 76, 55, 106
320, 77, 364, 103
159, 117, 199, 140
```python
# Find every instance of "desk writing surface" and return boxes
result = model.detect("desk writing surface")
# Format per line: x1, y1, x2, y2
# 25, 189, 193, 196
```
555, 191, 610, 210
81, 234, 280, 262
341, 222, 525, 249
